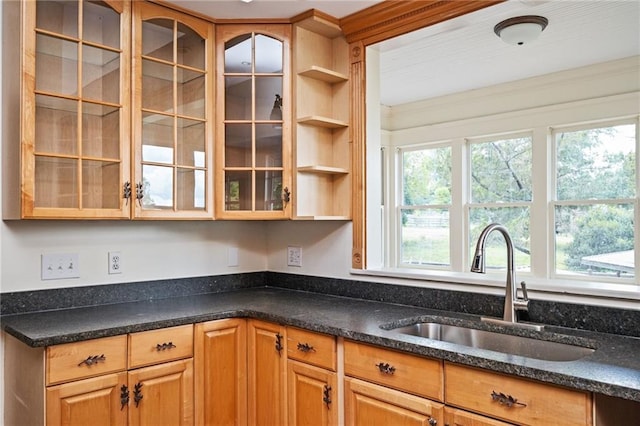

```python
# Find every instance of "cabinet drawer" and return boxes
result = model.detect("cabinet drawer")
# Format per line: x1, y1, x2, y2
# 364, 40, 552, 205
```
46, 335, 127, 385
445, 363, 592, 426
129, 324, 193, 369
344, 340, 443, 401
287, 327, 336, 371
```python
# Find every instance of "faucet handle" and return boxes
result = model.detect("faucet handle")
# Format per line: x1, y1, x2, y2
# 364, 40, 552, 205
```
519, 281, 529, 301
514, 281, 530, 312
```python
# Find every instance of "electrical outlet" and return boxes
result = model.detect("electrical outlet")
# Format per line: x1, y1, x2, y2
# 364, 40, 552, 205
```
41, 253, 80, 280
108, 251, 122, 274
287, 246, 302, 267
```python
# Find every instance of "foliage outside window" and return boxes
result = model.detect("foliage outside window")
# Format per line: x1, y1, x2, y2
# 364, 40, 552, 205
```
553, 123, 636, 279
394, 120, 637, 283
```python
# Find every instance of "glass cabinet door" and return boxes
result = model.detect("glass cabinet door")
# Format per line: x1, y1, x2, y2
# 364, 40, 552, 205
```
216, 25, 291, 219
23, 0, 130, 218
133, 2, 213, 219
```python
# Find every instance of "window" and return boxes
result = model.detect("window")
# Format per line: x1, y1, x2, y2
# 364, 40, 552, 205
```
385, 118, 638, 285
553, 123, 636, 279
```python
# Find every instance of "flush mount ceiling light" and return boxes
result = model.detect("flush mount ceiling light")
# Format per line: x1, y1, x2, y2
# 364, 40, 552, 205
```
241, 0, 253, 3
494, 15, 548, 46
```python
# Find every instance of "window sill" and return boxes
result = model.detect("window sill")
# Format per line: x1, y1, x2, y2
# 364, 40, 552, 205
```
350, 267, 640, 309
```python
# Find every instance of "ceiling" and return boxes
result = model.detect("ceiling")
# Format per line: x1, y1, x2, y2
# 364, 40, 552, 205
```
168, 0, 384, 20
168, 0, 640, 106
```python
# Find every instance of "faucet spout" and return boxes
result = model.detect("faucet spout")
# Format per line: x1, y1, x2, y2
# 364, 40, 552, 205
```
471, 223, 528, 324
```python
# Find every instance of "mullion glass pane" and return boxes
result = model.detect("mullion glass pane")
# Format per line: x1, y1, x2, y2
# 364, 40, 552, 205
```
82, 160, 120, 209
142, 113, 174, 164
256, 77, 282, 121
177, 168, 205, 211
225, 170, 252, 211
83, 1, 120, 48
177, 22, 205, 69
225, 76, 252, 120
401, 208, 450, 267
177, 118, 205, 167
255, 34, 282, 73
469, 207, 530, 272
256, 124, 282, 167
556, 124, 636, 200
402, 147, 451, 206
142, 59, 174, 113
35, 95, 78, 155
142, 19, 174, 61
82, 102, 119, 159
555, 204, 634, 278
36, 1, 78, 37
35, 157, 78, 208
470, 136, 532, 203
142, 165, 174, 209
82, 44, 120, 103
177, 68, 205, 118
256, 170, 282, 211
36, 34, 78, 96
225, 124, 252, 167
224, 34, 252, 73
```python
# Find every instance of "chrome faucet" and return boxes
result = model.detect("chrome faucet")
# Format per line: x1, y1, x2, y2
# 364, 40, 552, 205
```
471, 223, 530, 325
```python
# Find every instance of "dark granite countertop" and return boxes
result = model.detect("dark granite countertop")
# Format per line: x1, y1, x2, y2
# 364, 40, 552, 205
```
2, 287, 639, 401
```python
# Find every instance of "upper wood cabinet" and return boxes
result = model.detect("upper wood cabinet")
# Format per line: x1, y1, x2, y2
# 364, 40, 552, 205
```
3, 0, 131, 219
215, 24, 292, 220
132, 2, 214, 219
291, 13, 351, 220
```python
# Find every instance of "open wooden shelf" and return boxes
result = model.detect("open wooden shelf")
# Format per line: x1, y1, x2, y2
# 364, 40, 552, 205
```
297, 116, 348, 128
299, 66, 348, 84
297, 165, 349, 175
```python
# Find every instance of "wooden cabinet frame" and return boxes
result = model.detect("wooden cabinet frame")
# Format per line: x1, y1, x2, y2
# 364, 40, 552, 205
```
340, 1, 503, 267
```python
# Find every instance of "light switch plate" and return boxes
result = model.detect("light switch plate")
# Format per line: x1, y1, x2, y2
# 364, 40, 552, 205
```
41, 253, 80, 280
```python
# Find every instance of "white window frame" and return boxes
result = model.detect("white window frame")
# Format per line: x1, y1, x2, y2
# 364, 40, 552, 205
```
366, 93, 640, 303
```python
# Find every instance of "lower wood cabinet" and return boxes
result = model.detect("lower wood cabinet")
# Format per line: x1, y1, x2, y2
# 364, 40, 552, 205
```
5, 325, 194, 426
194, 318, 247, 426
444, 406, 515, 426
46, 372, 128, 426
344, 377, 444, 425
444, 362, 592, 426
247, 319, 287, 426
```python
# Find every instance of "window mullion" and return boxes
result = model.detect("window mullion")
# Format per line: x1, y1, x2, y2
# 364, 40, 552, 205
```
451, 139, 465, 272
531, 126, 550, 278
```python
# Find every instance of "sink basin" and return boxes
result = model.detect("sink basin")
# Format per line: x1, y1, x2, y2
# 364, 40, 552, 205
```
392, 322, 595, 362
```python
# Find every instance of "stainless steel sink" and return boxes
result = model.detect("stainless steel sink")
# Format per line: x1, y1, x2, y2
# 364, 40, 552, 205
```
392, 322, 595, 362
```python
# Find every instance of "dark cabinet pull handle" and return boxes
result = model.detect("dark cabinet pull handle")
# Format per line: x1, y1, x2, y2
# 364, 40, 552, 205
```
428, 417, 437, 426
156, 342, 176, 351
123, 182, 132, 204
282, 187, 291, 204
491, 390, 526, 407
120, 385, 129, 410
133, 382, 143, 407
275, 333, 283, 355
323, 385, 332, 408
297, 342, 315, 353
78, 354, 106, 367
375, 362, 396, 375
135, 182, 144, 206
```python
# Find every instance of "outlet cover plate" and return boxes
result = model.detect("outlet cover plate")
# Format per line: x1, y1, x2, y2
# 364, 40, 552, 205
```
108, 251, 122, 274
287, 246, 302, 267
